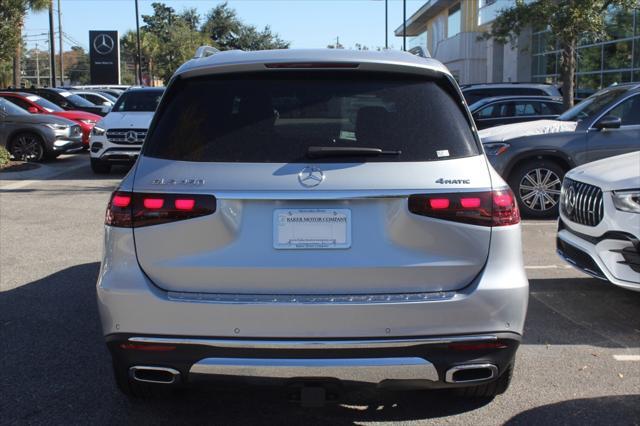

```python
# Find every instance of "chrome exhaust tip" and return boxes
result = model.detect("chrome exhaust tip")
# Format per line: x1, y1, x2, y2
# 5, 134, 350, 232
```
445, 364, 498, 384
129, 366, 181, 384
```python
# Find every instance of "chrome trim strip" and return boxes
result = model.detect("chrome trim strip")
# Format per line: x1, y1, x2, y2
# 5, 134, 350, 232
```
129, 366, 180, 385
128, 335, 498, 350
208, 188, 494, 201
189, 357, 439, 383
167, 290, 457, 305
445, 363, 498, 383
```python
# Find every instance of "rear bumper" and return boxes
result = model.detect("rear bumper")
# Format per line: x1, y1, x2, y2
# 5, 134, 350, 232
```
107, 332, 519, 388
97, 224, 528, 338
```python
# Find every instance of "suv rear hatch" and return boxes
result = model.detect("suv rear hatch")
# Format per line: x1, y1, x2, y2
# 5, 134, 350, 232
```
130, 70, 495, 295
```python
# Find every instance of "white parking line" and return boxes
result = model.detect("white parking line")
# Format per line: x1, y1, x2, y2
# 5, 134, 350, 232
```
613, 354, 640, 361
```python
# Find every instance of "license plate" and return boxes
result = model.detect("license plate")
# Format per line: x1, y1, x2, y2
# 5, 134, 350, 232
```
273, 209, 351, 249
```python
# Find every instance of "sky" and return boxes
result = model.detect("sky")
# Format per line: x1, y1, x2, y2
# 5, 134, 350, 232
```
24, 0, 425, 52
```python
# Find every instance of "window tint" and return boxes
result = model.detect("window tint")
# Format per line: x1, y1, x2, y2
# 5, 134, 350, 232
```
29, 95, 63, 112
606, 95, 640, 125
536, 101, 562, 115
3, 96, 32, 110
558, 86, 629, 122
0, 98, 29, 115
476, 104, 496, 118
513, 102, 537, 116
112, 91, 163, 112
145, 72, 478, 163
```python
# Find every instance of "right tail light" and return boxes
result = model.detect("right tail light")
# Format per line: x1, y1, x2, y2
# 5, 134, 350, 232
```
408, 189, 520, 226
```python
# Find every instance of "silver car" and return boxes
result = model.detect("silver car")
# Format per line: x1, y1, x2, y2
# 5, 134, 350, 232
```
97, 48, 528, 401
0, 97, 83, 161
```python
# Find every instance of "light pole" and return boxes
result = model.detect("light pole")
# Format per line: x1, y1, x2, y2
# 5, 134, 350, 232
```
403, 0, 407, 51
385, 0, 388, 49
135, 0, 143, 86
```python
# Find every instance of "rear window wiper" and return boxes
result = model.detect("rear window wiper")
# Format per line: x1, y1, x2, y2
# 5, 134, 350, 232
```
306, 146, 402, 158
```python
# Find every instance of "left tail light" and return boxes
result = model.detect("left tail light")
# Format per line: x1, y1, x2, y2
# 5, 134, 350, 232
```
105, 191, 217, 228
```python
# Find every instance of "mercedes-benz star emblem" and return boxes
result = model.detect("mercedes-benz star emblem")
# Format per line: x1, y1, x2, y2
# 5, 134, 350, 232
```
298, 166, 325, 188
93, 34, 115, 55
565, 185, 576, 214
126, 131, 138, 143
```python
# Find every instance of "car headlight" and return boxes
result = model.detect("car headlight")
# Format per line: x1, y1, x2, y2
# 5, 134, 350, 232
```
92, 126, 106, 136
483, 142, 510, 156
44, 123, 69, 130
80, 119, 97, 125
612, 190, 640, 213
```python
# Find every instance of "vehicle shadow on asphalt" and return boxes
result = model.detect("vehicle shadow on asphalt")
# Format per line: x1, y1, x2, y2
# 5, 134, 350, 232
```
504, 395, 640, 425
1, 263, 639, 424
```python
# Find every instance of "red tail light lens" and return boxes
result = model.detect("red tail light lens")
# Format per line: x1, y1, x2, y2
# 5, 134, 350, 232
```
408, 189, 520, 227
105, 191, 216, 228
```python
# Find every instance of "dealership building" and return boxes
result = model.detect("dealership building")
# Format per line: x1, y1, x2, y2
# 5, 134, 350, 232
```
396, 0, 640, 96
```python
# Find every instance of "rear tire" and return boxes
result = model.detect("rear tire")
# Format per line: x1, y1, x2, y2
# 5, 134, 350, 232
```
509, 160, 565, 219
452, 363, 513, 398
90, 157, 111, 174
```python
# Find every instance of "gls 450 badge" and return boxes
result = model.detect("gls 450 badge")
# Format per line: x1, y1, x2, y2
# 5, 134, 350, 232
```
152, 178, 205, 186
435, 178, 470, 184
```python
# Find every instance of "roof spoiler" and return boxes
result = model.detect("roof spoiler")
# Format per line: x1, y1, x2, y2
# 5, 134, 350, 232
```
193, 46, 219, 59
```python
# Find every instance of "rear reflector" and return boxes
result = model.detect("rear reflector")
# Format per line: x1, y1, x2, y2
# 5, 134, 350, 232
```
408, 189, 520, 227
448, 342, 509, 351
119, 343, 176, 352
105, 191, 216, 228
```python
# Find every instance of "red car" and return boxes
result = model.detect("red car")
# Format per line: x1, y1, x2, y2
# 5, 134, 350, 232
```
0, 91, 100, 148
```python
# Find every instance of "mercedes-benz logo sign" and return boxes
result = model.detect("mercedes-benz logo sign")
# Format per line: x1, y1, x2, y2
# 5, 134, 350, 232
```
93, 34, 115, 55
565, 185, 576, 214
298, 166, 324, 188
125, 131, 138, 143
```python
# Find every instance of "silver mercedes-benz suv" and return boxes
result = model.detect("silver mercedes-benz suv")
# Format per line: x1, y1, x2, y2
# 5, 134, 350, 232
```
97, 47, 528, 400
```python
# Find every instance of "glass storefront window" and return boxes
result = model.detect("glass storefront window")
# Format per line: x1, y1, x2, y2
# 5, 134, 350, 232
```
634, 39, 640, 68
447, 3, 461, 38
604, 6, 634, 40
603, 40, 633, 70
602, 71, 632, 87
577, 45, 602, 72
544, 53, 558, 75
577, 74, 602, 99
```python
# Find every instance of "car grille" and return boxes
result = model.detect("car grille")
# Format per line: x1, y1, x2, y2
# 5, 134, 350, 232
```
560, 178, 604, 227
106, 128, 147, 144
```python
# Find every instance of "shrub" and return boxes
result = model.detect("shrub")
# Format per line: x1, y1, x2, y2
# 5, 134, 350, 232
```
0, 146, 10, 166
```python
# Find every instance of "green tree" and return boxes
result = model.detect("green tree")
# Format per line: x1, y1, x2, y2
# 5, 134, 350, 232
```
486, 0, 636, 108
201, 2, 289, 50
0, 0, 49, 87
66, 46, 90, 85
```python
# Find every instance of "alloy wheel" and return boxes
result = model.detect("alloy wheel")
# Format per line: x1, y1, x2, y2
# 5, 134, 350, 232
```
11, 134, 44, 162
518, 168, 562, 212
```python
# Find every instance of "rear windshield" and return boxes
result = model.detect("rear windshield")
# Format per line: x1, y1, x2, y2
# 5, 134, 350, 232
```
112, 90, 163, 112
144, 72, 478, 163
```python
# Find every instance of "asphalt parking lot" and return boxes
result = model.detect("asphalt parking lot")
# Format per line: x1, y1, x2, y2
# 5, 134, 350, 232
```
1, 153, 639, 425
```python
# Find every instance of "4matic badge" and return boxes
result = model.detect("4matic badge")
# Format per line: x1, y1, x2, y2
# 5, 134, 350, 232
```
435, 178, 470, 184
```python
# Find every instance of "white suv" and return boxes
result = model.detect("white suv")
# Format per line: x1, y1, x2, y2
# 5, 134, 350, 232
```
97, 47, 528, 401
89, 87, 164, 173
558, 151, 640, 291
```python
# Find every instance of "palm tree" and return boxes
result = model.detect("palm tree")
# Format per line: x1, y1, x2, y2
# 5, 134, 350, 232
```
13, 0, 49, 87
